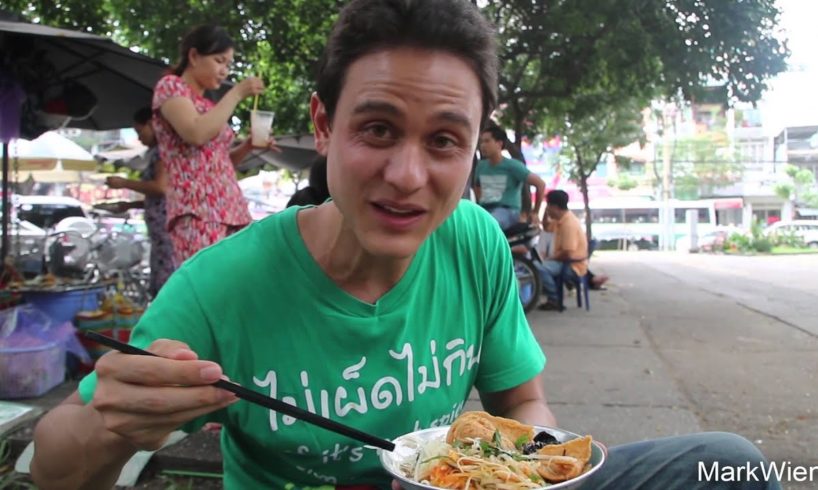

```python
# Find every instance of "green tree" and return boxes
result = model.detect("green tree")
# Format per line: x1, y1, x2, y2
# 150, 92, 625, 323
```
775, 164, 818, 209
6, 0, 344, 135
552, 96, 647, 241
657, 131, 743, 199
484, 0, 787, 150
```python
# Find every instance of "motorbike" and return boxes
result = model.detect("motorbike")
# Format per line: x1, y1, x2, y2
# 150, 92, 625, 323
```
503, 222, 543, 313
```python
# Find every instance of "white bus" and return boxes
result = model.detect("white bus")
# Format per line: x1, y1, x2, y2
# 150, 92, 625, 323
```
569, 198, 725, 250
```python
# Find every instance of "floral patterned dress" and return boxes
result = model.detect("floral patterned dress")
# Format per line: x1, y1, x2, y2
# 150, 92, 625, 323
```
151, 75, 251, 264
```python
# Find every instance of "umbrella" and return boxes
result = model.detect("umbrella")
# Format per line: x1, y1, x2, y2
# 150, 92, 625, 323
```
0, 19, 167, 133
0, 18, 167, 263
237, 134, 318, 173
9, 132, 97, 171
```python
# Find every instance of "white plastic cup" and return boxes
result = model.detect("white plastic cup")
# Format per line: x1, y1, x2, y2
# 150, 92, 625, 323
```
250, 110, 275, 147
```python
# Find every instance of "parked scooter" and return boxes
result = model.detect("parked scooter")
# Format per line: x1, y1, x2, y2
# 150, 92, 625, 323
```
503, 222, 542, 313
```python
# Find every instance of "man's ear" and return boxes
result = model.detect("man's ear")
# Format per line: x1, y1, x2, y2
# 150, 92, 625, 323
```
310, 92, 330, 156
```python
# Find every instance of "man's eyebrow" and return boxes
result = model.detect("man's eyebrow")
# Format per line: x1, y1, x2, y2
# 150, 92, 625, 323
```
352, 100, 474, 132
352, 100, 402, 117
435, 110, 473, 133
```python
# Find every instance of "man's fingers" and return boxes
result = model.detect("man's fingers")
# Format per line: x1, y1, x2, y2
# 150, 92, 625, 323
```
100, 397, 238, 450
93, 383, 237, 416
146, 339, 198, 360
96, 353, 224, 387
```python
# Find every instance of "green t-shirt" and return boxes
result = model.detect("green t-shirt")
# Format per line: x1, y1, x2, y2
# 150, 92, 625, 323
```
79, 200, 545, 489
475, 157, 531, 212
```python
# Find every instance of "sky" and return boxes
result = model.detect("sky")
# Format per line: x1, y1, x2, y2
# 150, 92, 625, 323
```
759, 0, 818, 132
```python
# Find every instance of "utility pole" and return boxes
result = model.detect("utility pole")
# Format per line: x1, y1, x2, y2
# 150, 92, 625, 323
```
660, 106, 675, 251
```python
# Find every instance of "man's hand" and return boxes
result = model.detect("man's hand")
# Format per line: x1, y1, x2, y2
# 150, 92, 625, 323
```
92, 339, 238, 451
530, 213, 542, 230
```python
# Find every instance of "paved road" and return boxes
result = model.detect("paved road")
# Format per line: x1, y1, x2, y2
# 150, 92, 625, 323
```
513, 251, 817, 489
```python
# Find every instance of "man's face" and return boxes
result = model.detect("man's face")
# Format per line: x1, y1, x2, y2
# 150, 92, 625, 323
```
478, 132, 502, 159
134, 121, 155, 147
311, 47, 482, 259
545, 203, 560, 221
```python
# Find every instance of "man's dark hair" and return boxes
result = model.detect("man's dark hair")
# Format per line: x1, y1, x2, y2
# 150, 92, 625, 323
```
286, 156, 330, 207
171, 25, 234, 76
133, 107, 152, 125
316, 0, 498, 130
481, 125, 506, 149
546, 189, 569, 210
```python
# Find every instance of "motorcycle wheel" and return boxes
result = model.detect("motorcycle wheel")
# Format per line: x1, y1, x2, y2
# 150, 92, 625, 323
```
513, 254, 541, 313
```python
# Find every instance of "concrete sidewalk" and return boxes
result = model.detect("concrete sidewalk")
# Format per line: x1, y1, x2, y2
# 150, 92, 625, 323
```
465, 258, 702, 447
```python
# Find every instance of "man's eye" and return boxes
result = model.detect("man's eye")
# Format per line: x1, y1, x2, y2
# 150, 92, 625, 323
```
364, 124, 392, 139
431, 135, 457, 149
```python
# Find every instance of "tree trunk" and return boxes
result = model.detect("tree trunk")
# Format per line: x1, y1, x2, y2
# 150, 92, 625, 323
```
575, 150, 593, 243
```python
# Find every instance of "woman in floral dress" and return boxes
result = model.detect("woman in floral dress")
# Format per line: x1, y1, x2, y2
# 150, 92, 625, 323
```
152, 24, 275, 265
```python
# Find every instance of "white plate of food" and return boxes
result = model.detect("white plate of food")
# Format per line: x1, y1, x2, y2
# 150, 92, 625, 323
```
381, 411, 606, 489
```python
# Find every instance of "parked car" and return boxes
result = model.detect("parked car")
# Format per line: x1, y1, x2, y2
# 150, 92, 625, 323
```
675, 227, 732, 253
14, 195, 93, 231
764, 220, 818, 248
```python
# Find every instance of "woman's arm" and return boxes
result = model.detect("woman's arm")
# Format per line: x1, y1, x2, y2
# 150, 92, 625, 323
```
229, 138, 254, 167
229, 137, 282, 167
160, 78, 263, 147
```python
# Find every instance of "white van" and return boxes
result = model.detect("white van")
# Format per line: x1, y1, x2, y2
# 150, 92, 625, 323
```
765, 220, 818, 248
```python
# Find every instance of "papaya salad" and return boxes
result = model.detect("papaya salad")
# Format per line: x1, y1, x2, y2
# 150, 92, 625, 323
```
397, 411, 594, 489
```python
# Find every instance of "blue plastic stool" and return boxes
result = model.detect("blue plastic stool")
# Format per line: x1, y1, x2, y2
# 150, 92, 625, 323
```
555, 263, 590, 311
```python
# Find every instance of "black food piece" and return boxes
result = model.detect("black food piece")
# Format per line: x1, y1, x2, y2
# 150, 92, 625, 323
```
521, 430, 560, 454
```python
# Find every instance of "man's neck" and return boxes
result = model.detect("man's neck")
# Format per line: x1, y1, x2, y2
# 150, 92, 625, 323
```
297, 204, 413, 304
488, 153, 503, 165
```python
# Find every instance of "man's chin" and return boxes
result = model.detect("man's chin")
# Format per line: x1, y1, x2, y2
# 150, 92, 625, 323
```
363, 236, 422, 261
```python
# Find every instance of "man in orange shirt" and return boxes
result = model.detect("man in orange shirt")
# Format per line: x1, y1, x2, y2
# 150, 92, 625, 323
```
537, 190, 588, 310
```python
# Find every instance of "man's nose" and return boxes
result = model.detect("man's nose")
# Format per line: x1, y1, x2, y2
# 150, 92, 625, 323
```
384, 143, 427, 193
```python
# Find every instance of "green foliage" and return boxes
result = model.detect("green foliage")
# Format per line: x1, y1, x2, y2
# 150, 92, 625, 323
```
657, 130, 743, 197
608, 174, 639, 191
774, 182, 795, 201
10, 0, 788, 141
556, 97, 647, 183
10, 0, 344, 135
486, 0, 787, 150
771, 230, 805, 249
724, 220, 774, 253
777, 164, 818, 207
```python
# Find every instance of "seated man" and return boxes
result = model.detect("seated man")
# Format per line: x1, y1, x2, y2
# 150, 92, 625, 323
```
537, 190, 587, 310
473, 125, 545, 229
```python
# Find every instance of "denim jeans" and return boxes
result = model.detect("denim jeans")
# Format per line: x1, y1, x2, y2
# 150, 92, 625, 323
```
536, 259, 577, 303
580, 432, 782, 490
488, 206, 518, 229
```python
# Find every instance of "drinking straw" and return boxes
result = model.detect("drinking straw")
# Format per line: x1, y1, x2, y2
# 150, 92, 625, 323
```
253, 73, 260, 111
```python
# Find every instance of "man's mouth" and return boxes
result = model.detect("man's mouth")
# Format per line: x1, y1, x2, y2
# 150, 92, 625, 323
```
372, 201, 426, 220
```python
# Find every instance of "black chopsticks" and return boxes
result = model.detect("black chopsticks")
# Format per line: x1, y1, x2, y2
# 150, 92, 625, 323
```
82, 330, 395, 452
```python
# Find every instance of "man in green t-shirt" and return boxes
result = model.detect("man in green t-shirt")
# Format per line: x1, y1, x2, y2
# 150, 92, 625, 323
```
474, 125, 546, 230
30, 1, 781, 489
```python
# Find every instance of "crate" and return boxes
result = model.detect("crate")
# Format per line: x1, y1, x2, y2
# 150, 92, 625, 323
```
0, 340, 65, 399
23, 287, 104, 325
